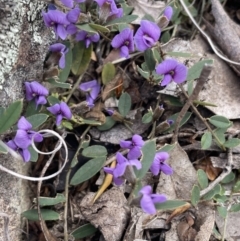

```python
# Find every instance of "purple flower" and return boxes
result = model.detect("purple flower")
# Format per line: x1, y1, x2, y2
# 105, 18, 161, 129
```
156, 59, 187, 86
139, 185, 167, 214
25, 81, 49, 107
61, 0, 85, 7
14, 117, 43, 149
134, 20, 161, 51
42, 9, 70, 40
150, 152, 173, 176
67, 7, 80, 23
79, 80, 101, 107
104, 152, 142, 185
76, 30, 100, 48
111, 28, 134, 58
164, 6, 173, 21
7, 140, 31, 162
47, 102, 72, 126
120, 134, 144, 159
49, 43, 69, 69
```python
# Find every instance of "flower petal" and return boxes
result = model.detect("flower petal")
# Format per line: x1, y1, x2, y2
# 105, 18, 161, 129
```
59, 54, 66, 69
29, 81, 49, 96
25, 82, 34, 101
14, 130, 31, 149
139, 185, 152, 195
140, 20, 160, 41
20, 148, 31, 162
60, 102, 72, 119
113, 176, 124, 185
35, 95, 47, 106
47, 10, 69, 25
66, 23, 78, 34
140, 194, 156, 214
76, 30, 87, 41
49, 43, 65, 52
90, 33, 100, 42
160, 163, 173, 175
173, 63, 187, 84
47, 103, 60, 115
151, 194, 167, 203
61, 0, 74, 8
79, 80, 97, 91
150, 159, 160, 175
6, 140, 18, 150
56, 114, 63, 126
127, 147, 141, 159
132, 134, 144, 147
160, 74, 172, 86
114, 162, 128, 177
116, 152, 127, 164
67, 7, 80, 23
120, 140, 132, 149
156, 59, 178, 75
17, 116, 32, 130
155, 152, 169, 162
120, 46, 129, 58
56, 24, 68, 40
129, 159, 142, 170
164, 6, 173, 21
104, 167, 114, 175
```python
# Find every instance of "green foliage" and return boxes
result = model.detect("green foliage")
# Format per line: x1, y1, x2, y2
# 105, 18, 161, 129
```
70, 156, 106, 185
191, 185, 200, 206
230, 203, 240, 212
197, 169, 208, 189
97, 117, 116, 131
102, 63, 116, 85
82, 145, 107, 157
142, 112, 153, 123
221, 172, 235, 184
201, 131, 212, 150
22, 209, 59, 221
47, 96, 60, 105
26, 114, 49, 129
137, 65, 150, 79
71, 41, 92, 76
224, 138, 240, 148
135, 140, 156, 179
217, 206, 227, 218
38, 194, 65, 206
155, 200, 189, 210
0, 100, 23, 134
208, 115, 232, 129
105, 15, 138, 26
0, 144, 8, 154
144, 49, 156, 72
29, 146, 38, 162
71, 223, 98, 239
233, 180, 240, 192
157, 144, 175, 153
202, 184, 221, 200
118, 92, 131, 117
59, 41, 72, 82
48, 79, 72, 89
89, 23, 110, 33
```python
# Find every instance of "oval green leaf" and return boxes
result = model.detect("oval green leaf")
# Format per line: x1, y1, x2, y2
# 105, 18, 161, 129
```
191, 185, 200, 206
144, 49, 156, 72
135, 140, 156, 179
224, 138, 240, 148
105, 15, 138, 26
118, 92, 131, 117
0, 100, 23, 134
208, 115, 231, 128
82, 145, 107, 157
71, 223, 97, 239
102, 63, 116, 85
217, 206, 227, 218
59, 41, 72, 82
27, 114, 49, 129
38, 194, 65, 206
157, 144, 175, 153
48, 78, 72, 88
97, 117, 116, 131
233, 180, 240, 192
203, 184, 221, 200
137, 65, 150, 79
142, 112, 153, 123
197, 169, 208, 189
47, 96, 60, 105
230, 203, 240, 212
89, 23, 110, 33
201, 131, 212, 150
221, 171, 235, 184
29, 146, 38, 162
70, 156, 106, 185
155, 200, 189, 211
21, 209, 59, 221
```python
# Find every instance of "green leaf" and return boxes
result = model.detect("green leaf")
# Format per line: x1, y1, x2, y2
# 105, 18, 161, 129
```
233, 180, 240, 192
197, 169, 208, 189
26, 114, 49, 129
155, 200, 189, 211
161, 94, 183, 107
105, 15, 138, 26
144, 49, 156, 72
71, 41, 92, 76
217, 206, 227, 218
77, 24, 98, 34
97, 117, 116, 131
0, 107, 5, 115
38, 194, 65, 206
213, 128, 227, 144
0, 143, 8, 154
135, 140, 156, 179
47, 96, 60, 105
191, 185, 200, 206
70, 156, 106, 185
137, 65, 150, 79
142, 112, 153, 123
48, 78, 72, 89
203, 184, 221, 200
61, 120, 73, 130
166, 51, 193, 58
29, 146, 38, 162
221, 171, 235, 184
118, 92, 131, 117
214, 194, 228, 203
21, 209, 59, 221
102, 63, 116, 85
208, 115, 231, 128
161, 31, 171, 43
157, 144, 175, 153
82, 145, 107, 157
142, 14, 155, 22
0, 100, 23, 134
187, 79, 194, 96
187, 59, 213, 81
118, 23, 129, 31
25, 100, 41, 117
201, 131, 212, 150
163, 112, 192, 133
230, 203, 240, 212
59, 41, 72, 82
193, 100, 217, 107
71, 223, 97, 239
89, 23, 110, 33
224, 138, 240, 148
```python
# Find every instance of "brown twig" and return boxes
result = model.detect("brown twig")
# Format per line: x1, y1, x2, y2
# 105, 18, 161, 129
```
171, 64, 213, 143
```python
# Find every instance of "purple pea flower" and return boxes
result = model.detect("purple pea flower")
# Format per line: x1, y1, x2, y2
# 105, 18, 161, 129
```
104, 152, 142, 185
139, 185, 167, 214
164, 6, 173, 21
134, 20, 161, 51
150, 152, 173, 176
76, 30, 100, 48
6, 140, 31, 162
111, 28, 134, 58
67, 7, 80, 23
61, 0, 85, 8
49, 43, 69, 69
79, 80, 101, 107
120, 134, 144, 159
25, 81, 49, 108
47, 102, 72, 126
156, 59, 187, 86
42, 9, 70, 40
14, 116, 43, 149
